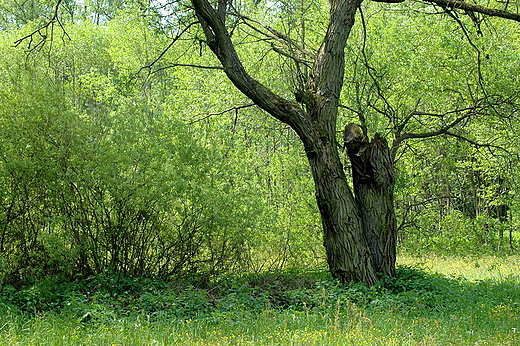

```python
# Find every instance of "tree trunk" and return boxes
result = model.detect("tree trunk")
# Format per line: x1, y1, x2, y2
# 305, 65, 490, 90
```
345, 125, 397, 277
305, 134, 379, 286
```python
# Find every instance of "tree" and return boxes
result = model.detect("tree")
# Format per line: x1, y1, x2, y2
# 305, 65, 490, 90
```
189, 0, 393, 285
188, 0, 520, 285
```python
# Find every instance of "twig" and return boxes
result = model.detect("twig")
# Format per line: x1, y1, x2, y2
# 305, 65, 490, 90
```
188, 103, 256, 124
150, 63, 224, 74
13, 0, 70, 50
235, 13, 316, 60
140, 21, 199, 72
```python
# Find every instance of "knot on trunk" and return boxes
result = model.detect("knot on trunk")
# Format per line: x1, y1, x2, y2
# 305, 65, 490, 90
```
344, 123, 372, 181
343, 123, 368, 156
343, 124, 394, 186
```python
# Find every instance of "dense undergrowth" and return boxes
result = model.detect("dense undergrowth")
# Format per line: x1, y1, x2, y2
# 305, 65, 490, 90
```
0, 257, 519, 345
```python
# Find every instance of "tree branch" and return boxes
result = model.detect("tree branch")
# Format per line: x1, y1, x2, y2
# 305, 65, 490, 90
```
140, 21, 199, 73
191, 0, 309, 134
270, 43, 312, 67
235, 13, 316, 61
188, 103, 255, 124
392, 107, 475, 155
425, 0, 520, 22
150, 64, 224, 74
444, 131, 509, 154
309, 0, 363, 106
13, 0, 69, 50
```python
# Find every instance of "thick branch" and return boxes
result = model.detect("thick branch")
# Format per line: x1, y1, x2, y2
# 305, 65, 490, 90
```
191, 0, 312, 139
426, 0, 520, 22
306, 0, 364, 143
310, 0, 363, 102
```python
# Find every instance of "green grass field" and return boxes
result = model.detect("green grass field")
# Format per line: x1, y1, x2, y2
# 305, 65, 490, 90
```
0, 255, 518, 345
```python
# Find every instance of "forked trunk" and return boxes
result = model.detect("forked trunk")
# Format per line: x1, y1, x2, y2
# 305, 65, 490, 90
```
305, 137, 379, 286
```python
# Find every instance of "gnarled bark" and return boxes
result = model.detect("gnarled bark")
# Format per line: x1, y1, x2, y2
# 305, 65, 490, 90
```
344, 124, 397, 277
307, 132, 378, 286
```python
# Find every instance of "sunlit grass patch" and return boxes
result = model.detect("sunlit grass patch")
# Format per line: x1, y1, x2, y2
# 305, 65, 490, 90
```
397, 253, 520, 281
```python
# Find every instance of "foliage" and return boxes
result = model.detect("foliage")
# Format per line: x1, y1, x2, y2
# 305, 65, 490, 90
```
0, 12, 322, 286
0, 258, 519, 345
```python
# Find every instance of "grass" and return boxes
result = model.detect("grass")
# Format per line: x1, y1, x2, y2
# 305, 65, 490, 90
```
398, 254, 520, 281
0, 254, 519, 345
